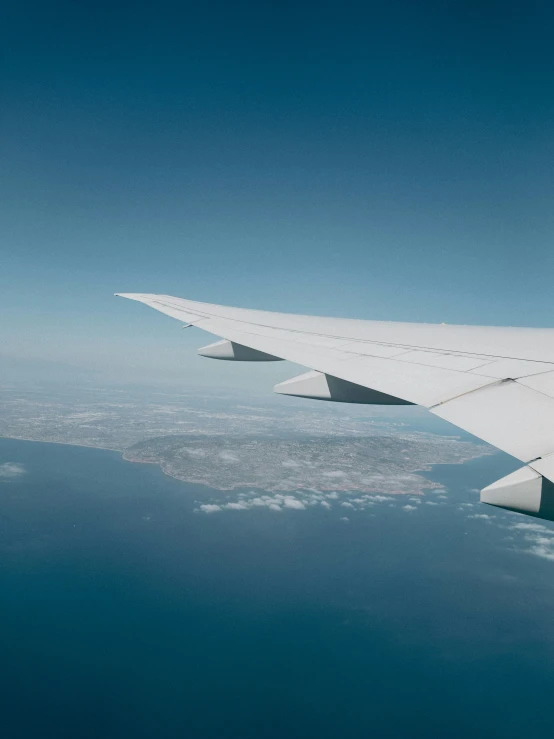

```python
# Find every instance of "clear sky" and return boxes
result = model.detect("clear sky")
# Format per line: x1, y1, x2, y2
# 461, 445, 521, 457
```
2, 1, 554, 388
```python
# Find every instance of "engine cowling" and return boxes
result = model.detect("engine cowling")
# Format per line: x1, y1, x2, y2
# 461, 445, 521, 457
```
274, 370, 412, 405
481, 466, 554, 521
197, 340, 282, 361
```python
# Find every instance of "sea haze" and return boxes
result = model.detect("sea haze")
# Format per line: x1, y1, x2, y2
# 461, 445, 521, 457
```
2, 437, 554, 737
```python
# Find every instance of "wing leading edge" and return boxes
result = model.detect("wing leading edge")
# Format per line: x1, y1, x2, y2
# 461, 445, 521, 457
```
116, 293, 554, 521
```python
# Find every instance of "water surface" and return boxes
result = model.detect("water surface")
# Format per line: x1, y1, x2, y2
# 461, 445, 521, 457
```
1, 437, 553, 738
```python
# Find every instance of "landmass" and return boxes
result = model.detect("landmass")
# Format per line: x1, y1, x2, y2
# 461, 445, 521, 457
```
0, 383, 494, 495
124, 433, 489, 495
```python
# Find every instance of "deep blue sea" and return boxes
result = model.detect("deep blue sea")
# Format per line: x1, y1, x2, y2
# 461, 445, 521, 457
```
2, 436, 554, 738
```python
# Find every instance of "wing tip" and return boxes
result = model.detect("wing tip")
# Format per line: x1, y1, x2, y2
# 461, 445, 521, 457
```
114, 292, 152, 301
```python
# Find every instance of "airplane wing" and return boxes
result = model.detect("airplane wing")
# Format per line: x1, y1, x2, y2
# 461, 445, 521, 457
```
116, 292, 554, 521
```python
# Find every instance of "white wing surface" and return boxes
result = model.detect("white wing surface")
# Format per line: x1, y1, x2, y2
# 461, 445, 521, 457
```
116, 293, 554, 520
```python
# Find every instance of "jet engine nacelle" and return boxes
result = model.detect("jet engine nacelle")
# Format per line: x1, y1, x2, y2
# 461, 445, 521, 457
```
481, 466, 554, 521
274, 370, 412, 405
198, 339, 282, 361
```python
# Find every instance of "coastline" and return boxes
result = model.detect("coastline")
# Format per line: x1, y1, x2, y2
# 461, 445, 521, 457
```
0, 432, 494, 496
0, 434, 123, 454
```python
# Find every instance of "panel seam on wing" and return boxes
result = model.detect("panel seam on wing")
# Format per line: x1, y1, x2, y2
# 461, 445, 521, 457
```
427, 378, 512, 410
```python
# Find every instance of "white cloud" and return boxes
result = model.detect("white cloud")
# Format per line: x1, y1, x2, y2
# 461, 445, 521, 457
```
510, 522, 552, 534
505, 521, 554, 562
468, 514, 492, 520
527, 542, 554, 561
283, 496, 306, 510
340, 516, 350, 522
198, 504, 221, 513
199, 492, 306, 513
0, 462, 26, 479
196, 477, 461, 519
322, 470, 347, 479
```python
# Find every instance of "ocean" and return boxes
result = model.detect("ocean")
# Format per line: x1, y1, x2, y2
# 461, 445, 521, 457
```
1, 436, 554, 738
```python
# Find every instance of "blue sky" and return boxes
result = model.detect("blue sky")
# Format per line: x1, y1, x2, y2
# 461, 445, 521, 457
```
2, 1, 554, 388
